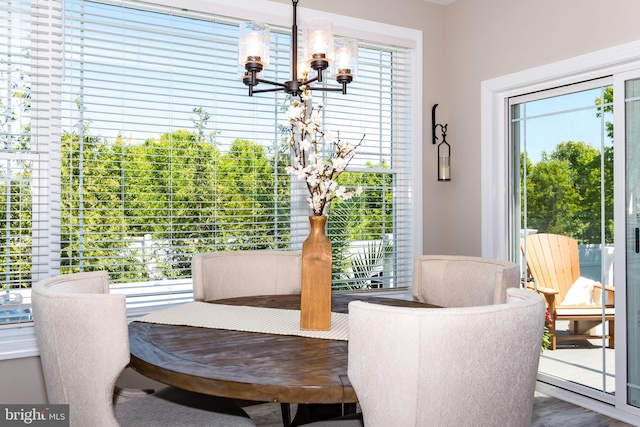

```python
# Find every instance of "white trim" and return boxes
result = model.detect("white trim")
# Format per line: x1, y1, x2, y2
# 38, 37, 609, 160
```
481, 38, 640, 422
411, 28, 424, 260
0, 326, 39, 361
480, 85, 507, 259
481, 39, 640, 260
613, 70, 628, 417
507, 78, 613, 106
613, 69, 640, 420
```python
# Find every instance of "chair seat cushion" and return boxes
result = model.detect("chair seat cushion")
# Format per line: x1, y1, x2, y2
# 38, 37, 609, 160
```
561, 276, 597, 306
115, 387, 256, 427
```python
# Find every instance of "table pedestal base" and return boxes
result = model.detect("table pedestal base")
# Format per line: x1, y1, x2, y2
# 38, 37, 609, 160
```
289, 403, 357, 427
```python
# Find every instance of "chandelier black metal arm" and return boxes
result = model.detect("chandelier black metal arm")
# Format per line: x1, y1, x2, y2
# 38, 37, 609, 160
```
241, 0, 353, 97
245, 72, 349, 95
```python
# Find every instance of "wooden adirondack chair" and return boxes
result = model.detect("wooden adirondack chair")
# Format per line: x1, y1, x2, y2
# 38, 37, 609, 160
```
521, 233, 615, 351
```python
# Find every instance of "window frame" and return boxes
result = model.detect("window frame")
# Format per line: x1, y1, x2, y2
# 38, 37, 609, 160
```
481, 40, 640, 261
0, 0, 423, 360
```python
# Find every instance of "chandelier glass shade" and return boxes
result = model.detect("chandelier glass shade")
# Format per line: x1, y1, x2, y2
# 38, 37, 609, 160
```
238, 22, 270, 70
238, 0, 357, 97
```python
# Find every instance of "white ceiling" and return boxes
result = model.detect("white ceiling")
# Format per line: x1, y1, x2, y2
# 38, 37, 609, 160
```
424, 0, 456, 4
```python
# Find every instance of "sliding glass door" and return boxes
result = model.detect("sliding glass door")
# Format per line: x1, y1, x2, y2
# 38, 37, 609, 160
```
511, 79, 615, 395
485, 41, 640, 421
616, 70, 640, 412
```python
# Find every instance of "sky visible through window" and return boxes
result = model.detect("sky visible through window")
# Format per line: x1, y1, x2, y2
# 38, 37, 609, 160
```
61, 0, 394, 169
62, 0, 255, 147
514, 87, 613, 164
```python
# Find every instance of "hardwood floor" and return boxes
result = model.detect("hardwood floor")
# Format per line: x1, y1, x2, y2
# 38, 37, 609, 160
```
530, 393, 632, 427
241, 392, 634, 426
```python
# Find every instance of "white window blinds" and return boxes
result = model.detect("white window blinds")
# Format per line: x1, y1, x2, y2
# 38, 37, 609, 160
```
0, 0, 61, 323
1, 0, 415, 320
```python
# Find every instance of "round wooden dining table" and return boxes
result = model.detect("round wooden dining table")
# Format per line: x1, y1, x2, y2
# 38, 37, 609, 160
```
128, 292, 434, 424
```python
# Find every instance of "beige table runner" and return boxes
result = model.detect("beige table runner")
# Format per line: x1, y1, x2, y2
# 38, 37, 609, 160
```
136, 301, 348, 341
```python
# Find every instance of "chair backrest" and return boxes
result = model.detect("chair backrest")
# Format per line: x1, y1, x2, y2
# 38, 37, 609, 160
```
32, 271, 126, 427
521, 233, 580, 303
412, 255, 521, 307
192, 250, 302, 302
348, 288, 545, 427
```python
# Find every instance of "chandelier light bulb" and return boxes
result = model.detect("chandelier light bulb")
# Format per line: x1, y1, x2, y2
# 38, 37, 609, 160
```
304, 19, 334, 66
311, 30, 326, 56
238, 22, 270, 67
246, 32, 263, 59
336, 47, 350, 69
334, 38, 358, 77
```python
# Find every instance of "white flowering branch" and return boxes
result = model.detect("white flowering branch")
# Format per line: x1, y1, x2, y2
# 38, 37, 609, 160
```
285, 86, 364, 216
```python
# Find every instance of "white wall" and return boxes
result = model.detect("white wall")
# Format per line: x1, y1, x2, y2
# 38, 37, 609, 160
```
0, 357, 47, 403
0, 355, 167, 404
443, 0, 640, 256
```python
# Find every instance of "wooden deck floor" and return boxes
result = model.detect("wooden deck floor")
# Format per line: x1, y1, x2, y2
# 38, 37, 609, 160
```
538, 319, 616, 392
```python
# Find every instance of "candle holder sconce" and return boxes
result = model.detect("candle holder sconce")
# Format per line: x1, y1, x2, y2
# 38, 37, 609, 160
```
432, 104, 450, 182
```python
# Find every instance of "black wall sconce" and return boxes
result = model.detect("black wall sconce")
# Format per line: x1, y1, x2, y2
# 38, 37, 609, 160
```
432, 104, 450, 182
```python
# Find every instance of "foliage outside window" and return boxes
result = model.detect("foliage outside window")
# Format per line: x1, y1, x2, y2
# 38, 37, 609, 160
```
0, 0, 414, 305
517, 86, 613, 246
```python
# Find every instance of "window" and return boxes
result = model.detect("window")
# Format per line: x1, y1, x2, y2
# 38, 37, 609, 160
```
513, 82, 613, 252
512, 81, 614, 393
1, 0, 62, 324
1, 0, 418, 326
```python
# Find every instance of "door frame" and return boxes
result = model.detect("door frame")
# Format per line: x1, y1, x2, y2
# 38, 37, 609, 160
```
613, 68, 640, 418
481, 39, 640, 423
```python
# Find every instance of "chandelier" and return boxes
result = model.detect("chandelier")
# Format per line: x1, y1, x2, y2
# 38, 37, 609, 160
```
238, 0, 358, 97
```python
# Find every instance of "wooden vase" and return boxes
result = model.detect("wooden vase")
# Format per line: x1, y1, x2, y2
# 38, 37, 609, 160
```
300, 215, 332, 330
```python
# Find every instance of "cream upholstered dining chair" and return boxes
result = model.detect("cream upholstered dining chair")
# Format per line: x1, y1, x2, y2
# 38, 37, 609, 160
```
192, 250, 301, 427
31, 271, 256, 427
412, 255, 521, 307
304, 287, 546, 427
191, 250, 302, 301
192, 250, 301, 302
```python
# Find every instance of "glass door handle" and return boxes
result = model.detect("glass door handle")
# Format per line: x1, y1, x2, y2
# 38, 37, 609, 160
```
636, 228, 639, 253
